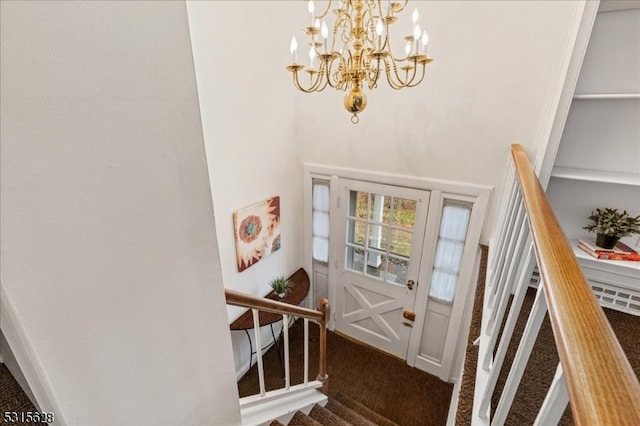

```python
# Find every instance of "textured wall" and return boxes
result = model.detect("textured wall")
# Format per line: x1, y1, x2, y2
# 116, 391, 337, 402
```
0, 1, 240, 424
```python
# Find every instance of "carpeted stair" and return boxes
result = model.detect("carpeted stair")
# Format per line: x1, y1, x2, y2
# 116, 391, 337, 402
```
270, 392, 399, 426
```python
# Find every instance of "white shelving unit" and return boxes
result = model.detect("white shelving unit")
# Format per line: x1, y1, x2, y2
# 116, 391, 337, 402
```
551, 166, 640, 186
572, 93, 640, 100
572, 240, 640, 315
546, 6, 640, 314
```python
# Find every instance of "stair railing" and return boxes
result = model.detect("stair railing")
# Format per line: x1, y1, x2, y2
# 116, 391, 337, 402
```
473, 144, 640, 425
225, 287, 329, 412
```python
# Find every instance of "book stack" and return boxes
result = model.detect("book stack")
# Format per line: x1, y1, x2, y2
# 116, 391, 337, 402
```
578, 239, 640, 261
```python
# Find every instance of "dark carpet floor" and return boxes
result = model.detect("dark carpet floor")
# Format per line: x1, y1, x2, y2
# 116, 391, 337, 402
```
0, 363, 46, 426
237, 321, 454, 426
456, 255, 640, 425
494, 287, 640, 425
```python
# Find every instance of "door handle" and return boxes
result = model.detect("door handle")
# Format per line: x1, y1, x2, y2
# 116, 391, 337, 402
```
403, 310, 416, 321
407, 279, 415, 290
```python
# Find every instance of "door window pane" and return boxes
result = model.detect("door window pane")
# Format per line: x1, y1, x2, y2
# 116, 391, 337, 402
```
347, 219, 367, 247
390, 229, 413, 257
350, 191, 368, 219
392, 197, 417, 228
345, 246, 365, 273
368, 193, 389, 223
368, 224, 388, 251
386, 255, 409, 285
345, 188, 419, 288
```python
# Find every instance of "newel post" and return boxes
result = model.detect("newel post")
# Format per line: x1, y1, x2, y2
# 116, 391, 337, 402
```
317, 298, 330, 392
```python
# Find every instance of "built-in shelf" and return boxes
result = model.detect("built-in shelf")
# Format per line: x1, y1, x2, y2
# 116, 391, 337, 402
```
571, 240, 640, 272
573, 93, 640, 100
550, 8, 640, 315
551, 166, 640, 186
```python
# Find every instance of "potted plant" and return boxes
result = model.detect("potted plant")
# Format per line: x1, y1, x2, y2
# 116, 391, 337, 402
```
269, 275, 292, 298
583, 207, 640, 249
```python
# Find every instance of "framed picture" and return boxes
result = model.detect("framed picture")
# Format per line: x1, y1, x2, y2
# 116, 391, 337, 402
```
233, 196, 281, 272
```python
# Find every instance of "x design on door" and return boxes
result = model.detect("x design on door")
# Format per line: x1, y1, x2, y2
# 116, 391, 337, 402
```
334, 179, 430, 359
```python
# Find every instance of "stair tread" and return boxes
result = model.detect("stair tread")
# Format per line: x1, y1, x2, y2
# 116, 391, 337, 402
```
309, 404, 351, 425
288, 411, 323, 426
331, 392, 399, 426
325, 399, 378, 426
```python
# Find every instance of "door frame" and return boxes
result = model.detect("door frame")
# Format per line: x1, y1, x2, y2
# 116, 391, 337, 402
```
303, 163, 492, 381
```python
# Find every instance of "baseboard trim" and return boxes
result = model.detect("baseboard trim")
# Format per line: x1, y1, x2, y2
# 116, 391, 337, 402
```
0, 286, 66, 425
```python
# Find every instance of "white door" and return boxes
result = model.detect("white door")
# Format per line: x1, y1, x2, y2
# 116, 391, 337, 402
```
334, 179, 430, 358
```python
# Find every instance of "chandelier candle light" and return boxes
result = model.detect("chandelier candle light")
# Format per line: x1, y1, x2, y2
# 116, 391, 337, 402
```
287, 0, 433, 124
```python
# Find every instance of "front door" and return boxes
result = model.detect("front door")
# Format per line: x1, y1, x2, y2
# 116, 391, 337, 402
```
334, 179, 430, 358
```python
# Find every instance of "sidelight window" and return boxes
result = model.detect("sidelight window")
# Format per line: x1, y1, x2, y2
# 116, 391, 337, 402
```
429, 201, 472, 303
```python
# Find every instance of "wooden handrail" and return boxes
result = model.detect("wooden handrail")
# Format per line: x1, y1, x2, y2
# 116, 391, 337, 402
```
225, 287, 330, 387
225, 288, 326, 322
511, 144, 640, 424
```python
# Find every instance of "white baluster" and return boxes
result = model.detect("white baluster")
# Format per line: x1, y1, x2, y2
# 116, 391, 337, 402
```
488, 192, 523, 310
484, 227, 532, 366
251, 308, 266, 396
304, 318, 309, 385
492, 283, 548, 425
283, 314, 290, 390
479, 244, 535, 413
534, 363, 569, 425
488, 163, 517, 286
487, 200, 526, 326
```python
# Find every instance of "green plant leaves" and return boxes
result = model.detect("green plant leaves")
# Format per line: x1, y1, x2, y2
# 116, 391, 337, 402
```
583, 207, 640, 237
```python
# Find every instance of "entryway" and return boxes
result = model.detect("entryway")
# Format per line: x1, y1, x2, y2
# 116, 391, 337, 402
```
305, 165, 491, 381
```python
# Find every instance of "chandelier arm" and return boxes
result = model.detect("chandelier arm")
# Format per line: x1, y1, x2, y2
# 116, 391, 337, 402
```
314, 0, 333, 20
392, 57, 421, 87
405, 62, 427, 87
361, 7, 377, 46
312, 60, 337, 91
392, 0, 409, 14
291, 61, 333, 93
382, 33, 413, 63
333, 12, 352, 51
291, 70, 324, 93
381, 60, 404, 90
367, 59, 382, 90
328, 5, 350, 48
332, 54, 350, 91
381, 56, 417, 90
323, 58, 343, 90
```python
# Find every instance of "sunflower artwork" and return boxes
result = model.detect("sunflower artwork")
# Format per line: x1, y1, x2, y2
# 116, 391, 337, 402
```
233, 196, 281, 272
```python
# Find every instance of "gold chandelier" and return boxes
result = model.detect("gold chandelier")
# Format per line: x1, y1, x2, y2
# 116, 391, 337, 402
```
286, 0, 433, 124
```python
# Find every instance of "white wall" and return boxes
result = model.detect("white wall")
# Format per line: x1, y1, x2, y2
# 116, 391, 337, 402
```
185, 0, 584, 295
293, 0, 585, 243
0, 1, 240, 425
186, 0, 586, 378
187, 1, 308, 319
